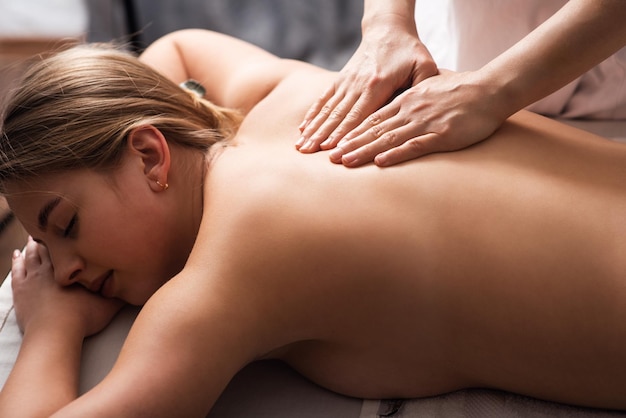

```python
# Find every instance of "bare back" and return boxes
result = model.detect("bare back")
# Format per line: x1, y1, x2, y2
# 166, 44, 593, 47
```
188, 68, 626, 408
9, 32, 626, 418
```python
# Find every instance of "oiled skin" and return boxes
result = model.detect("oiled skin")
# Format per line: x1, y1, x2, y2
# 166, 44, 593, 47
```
191, 70, 626, 405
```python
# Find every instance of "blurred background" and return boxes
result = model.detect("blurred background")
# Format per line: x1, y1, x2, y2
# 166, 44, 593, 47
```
0, 0, 363, 281
87, 0, 362, 68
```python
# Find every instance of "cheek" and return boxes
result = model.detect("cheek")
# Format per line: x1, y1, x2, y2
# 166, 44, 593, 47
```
85, 199, 167, 254
94, 230, 157, 267
98, 217, 175, 275
78, 214, 146, 269
84, 197, 181, 289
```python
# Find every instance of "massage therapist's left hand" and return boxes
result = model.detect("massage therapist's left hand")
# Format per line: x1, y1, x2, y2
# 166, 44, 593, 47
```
296, 6, 437, 158
327, 70, 507, 167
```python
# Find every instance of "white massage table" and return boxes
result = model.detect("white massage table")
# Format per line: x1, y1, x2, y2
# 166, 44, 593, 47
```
1, 120, 625, 417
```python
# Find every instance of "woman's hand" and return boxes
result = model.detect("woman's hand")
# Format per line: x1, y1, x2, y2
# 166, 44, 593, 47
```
0, 238, 124, 417
296, 13, 437, 153
11, 237, 124, 337
327, 70, 509, 167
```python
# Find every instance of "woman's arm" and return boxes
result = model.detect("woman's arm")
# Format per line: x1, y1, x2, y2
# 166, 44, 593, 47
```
50, 266, 266, 418
0, 318, 84, 417
139, 29, 314, 114
0, 241, 122, 418
0, 221, 263, 418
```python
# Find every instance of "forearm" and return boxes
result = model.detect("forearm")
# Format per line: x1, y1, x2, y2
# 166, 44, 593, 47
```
52, 274, 252, 418
0, 325, 83, 417
139, 33, 190, 84
480, 0, 626, 118
140, 29, 294, 113
362, 0, 416, 35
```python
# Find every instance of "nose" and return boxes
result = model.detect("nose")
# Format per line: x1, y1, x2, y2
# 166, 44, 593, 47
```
50, 247, 85, 287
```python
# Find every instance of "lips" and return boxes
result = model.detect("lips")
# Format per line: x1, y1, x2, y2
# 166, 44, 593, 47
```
90, 270, 114, 296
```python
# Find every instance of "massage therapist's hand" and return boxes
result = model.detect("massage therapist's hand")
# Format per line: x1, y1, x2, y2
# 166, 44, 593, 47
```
325, 0, 626, 168
296, 13, 437, 154
11, 237, 124, 337
328, 70, 509, 167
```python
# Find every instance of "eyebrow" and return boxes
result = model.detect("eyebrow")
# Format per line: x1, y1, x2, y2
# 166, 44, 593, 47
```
38, 197, 61, 231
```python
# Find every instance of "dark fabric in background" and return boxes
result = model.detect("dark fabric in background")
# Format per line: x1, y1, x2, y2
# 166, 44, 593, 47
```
85, 0, 363, 70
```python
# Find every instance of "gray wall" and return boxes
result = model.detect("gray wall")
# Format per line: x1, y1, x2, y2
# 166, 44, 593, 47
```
85, 0, 363, 70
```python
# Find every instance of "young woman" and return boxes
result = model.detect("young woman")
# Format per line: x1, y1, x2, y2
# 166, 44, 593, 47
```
0, 29, 625, 417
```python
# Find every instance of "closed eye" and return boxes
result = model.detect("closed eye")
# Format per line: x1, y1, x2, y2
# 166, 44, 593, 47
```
64, 214, 78, 238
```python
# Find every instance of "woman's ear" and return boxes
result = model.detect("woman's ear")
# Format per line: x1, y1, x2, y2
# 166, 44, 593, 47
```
126, 125, 171, 192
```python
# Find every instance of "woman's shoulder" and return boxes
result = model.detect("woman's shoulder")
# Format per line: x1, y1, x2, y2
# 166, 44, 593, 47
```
198, 150, 302, 251
235, 64, 336, 144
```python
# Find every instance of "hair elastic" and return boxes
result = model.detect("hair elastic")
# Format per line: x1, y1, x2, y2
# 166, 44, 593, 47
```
179, 79, 206, 98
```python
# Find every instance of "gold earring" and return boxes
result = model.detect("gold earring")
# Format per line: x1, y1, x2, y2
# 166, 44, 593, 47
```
156, 180, 169, 191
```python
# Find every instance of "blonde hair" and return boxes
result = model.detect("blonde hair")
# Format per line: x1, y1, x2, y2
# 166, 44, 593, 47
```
0, 43, 241, 192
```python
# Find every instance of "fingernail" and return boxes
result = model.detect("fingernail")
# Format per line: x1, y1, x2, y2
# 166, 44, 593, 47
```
342, 153, 358, 165
298, 120, 308, 132
329, 147, 343, 160
295, 136, 306, 149
12, 249, 21, 259
374, 154, 388, 166
302, 140, 314, 151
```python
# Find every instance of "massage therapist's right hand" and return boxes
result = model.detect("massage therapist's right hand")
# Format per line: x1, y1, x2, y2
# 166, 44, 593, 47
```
296, 14, 437, 153
11, 237, 124, 337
